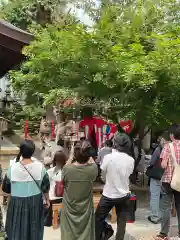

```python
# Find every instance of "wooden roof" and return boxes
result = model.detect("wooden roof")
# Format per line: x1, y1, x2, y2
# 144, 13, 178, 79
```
0, 20, 34, 77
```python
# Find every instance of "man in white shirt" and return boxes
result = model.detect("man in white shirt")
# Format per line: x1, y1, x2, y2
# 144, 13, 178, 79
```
95, 133, 134, 240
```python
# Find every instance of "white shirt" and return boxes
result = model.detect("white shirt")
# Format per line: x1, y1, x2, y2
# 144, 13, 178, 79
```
101, 150, 134, 199
97, 147, 112, 165
47, 167, 62, 200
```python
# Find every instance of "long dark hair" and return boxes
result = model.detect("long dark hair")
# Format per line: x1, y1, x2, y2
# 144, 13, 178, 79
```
16, 149, 21, 162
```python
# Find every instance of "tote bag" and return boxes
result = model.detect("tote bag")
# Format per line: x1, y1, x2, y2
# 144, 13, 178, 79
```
169, 143, 180, 192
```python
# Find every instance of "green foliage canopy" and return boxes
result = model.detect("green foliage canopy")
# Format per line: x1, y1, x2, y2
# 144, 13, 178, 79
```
10, 0, 180, 130
0, 0, 93, 29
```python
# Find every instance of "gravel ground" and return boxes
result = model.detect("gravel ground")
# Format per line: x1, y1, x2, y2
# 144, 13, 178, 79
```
1, 189, 178, 240
43, 208, 179, 240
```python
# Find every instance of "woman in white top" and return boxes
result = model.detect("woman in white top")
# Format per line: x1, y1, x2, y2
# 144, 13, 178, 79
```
45, 150, 67, 226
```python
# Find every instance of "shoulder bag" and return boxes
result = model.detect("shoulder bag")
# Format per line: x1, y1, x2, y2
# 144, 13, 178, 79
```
169, 143, 180, 192
145, 146, 164, 180
145, 164, 164, 181
55, 180, 64, 197
2, 175, 11, 194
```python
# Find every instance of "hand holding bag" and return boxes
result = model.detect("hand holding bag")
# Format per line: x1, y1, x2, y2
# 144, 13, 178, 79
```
169, 143, 180, 192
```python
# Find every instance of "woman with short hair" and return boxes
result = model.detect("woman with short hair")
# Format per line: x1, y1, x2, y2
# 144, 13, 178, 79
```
60, 140, 98, 240
2, 139, 50, 240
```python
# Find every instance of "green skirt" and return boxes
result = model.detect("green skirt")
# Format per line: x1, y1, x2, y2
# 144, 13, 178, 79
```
6, 194, 44, 240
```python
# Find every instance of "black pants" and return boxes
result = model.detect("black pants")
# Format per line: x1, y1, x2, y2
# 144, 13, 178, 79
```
160, 183, 180, 237
95, 194, 130, 240
44, 199, 62, 227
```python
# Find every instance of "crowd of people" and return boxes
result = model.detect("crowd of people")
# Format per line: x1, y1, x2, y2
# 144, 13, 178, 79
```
0, 122, 180, 240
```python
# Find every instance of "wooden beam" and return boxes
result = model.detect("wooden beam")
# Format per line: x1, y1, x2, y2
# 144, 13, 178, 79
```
0, 20, 34, 77
0, 20, 34, 44
0, 34, 25, 53
0, 45, 24, 77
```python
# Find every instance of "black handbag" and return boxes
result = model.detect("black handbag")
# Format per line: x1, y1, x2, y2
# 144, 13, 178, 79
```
145, 165, 164, 180
2, 175, 11, 194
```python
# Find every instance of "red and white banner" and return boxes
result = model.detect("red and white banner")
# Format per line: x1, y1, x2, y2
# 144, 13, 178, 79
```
120, 120, 133, 134
79, 117, 133, 149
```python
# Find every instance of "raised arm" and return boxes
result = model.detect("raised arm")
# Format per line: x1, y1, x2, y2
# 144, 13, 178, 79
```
66, 142, 75, 165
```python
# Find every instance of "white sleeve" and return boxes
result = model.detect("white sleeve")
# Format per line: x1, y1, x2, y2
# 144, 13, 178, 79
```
100, 155, 110, 174
10, 159, 16, 166
129, 158, 135, 175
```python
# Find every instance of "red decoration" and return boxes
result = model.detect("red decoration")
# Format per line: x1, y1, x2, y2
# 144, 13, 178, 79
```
120, 120, 133, 134
79, 117, 95, 139
79, 117, 133, 149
